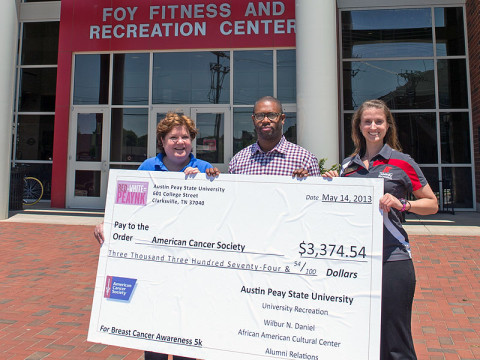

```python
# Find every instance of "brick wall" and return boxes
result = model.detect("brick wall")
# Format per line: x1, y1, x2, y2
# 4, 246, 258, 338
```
466, 0, 480, 209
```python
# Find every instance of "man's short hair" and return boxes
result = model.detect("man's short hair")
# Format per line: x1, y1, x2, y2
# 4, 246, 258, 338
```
253, 96, 283, 114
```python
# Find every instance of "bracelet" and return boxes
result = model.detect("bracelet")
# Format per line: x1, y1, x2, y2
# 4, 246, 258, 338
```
407, 201, 412, 212
399, 198, 407, 212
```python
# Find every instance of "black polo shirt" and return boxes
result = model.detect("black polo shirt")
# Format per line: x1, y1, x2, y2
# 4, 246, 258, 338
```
340, 144, 427, 262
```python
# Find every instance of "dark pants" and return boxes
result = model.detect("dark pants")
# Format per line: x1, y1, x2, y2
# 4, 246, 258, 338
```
144, 352, 194, 360
380, 259, 417, 360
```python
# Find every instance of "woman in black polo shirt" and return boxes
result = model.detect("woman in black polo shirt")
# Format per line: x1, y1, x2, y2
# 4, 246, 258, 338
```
324, 99, 438, 360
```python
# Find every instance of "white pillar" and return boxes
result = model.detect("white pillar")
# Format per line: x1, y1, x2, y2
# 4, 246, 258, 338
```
0, 2, 18, 219
295, 0, 339, 169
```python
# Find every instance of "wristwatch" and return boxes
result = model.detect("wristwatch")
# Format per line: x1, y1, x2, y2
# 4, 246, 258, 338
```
399, 198, 407, 212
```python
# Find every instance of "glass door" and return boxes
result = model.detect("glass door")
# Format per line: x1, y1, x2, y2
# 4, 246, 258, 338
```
66, 107, 110, 208
191, 107, 231, 172
150, 107, 231, 171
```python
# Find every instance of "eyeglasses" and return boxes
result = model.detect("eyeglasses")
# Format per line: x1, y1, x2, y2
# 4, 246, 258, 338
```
253, 112, 282, 121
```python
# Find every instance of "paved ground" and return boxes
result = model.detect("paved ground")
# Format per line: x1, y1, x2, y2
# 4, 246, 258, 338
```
0, 208, 479, 359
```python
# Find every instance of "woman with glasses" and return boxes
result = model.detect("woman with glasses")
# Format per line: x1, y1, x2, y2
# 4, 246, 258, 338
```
323, 99, 438, 360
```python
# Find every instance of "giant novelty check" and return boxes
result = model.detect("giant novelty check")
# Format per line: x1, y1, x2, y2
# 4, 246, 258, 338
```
88, 170, 384, 360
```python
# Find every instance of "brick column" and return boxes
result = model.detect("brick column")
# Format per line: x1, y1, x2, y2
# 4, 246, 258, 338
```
466, 0, 480, 210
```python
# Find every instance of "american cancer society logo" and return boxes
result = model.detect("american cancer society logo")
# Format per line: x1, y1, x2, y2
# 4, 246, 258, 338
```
104, 276, 137, 301
116, 181, 148, 205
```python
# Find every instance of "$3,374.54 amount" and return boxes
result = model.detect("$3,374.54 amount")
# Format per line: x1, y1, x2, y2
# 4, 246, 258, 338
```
299, 242, 367, 260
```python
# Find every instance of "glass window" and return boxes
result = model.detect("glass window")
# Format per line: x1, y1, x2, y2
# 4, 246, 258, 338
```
19, 68, 57, 112
234, 50, 273, 105
110, 165, 140, 170
196, 112, 224, 164
283, 112, 297, 144
420, 167, 439, 195
435, 7, 465, 56
21, 22, 59, 65
277, 50, 296, 103
16, 115, 54, 161
233, 108, 255, 155
437, 59, 468, 109
110, 108, 148, 162
76, 113, 103, 162
395, 113, 437, 164
343, 60, 435, 110
342, 9, 433, 59
73, 54, 110, 105
74, 170, 101, 197
112, 54, 149, 105
440, 112, 470, 164
17, 163, 52, 200
153, 52, 230, 104
343, 114, 354, 157
442, 167, 472, 208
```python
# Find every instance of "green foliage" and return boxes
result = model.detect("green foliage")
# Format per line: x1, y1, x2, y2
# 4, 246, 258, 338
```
318, 158, 340, 175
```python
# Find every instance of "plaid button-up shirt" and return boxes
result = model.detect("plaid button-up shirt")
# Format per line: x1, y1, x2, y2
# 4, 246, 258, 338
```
228, 136, 320, 176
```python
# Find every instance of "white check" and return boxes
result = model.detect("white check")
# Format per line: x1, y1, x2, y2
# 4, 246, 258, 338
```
88, 170, 384, 360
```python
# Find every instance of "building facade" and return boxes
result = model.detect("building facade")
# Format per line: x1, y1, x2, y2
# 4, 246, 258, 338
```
3, 0, 478, 214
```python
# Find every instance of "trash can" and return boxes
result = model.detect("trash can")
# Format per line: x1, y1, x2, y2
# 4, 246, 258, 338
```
9, 167, 25, 211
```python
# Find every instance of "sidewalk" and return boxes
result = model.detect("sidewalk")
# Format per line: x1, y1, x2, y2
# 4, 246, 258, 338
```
5, 203, 480, 235
0, 206, 479, 359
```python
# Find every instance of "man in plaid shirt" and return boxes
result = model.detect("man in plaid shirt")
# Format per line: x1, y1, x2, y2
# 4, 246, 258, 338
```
228, 96, 321, 177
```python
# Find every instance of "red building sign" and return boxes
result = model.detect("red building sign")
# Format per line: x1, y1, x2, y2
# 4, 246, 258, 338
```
52, 0, 295, 207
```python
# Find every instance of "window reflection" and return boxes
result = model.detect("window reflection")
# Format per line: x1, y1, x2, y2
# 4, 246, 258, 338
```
16, 115, 54, 161
75, 170, 101, 197
76, 113, 102, 162
283, 112, 297, 144
110, 109, 148, 162
233, 108, 255, 155
113, 54, 149, 105
15, 163, 52, 200
73, 54, 110, 105
277, 50, 296, 103
343, 114, 354, 157
442, 167, 473, 208
153, 52, 230, 104
420, 167, 439, 197
196, 113, 224, 164
395, 113, 437, 164
440, 113, 470, 164
437, 59, 468, 109
21, 22, 59, 65
343, 60, 435, 110
234, 50, 273, 105
342, 9, 433, 58
19, 68, 57, 112
435, 8, 465, 56
341, 7, 472, 208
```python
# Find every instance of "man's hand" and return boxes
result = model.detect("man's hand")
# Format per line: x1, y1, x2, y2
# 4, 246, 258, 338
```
206, 167, 220, 177
94, 222, 105, 245
292, 168, 309, 178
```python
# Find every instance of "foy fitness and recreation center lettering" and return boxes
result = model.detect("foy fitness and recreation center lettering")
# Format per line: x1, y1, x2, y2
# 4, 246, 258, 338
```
90, 2, 295, 39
